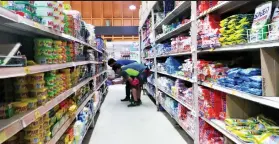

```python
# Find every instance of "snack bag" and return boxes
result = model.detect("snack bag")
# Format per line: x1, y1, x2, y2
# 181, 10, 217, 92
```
249, 1, 272, 43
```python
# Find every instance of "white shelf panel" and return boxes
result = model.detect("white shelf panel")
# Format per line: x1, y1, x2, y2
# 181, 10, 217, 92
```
198, 40, 279, 53
157, 71, 193, 83
154, 1, 191, 29
199, 81, 279, 110
0, 76, 95, 143
0, 61, 103, 79
160, 102, 194, 139
156, 51, 192, 58
200, 117, 246, 144
0, 7, 102, 53
158, 86, 193, 112
155, 21, 191, 43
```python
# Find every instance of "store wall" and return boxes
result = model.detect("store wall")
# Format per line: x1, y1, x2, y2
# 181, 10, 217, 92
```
65, 1, 140, 41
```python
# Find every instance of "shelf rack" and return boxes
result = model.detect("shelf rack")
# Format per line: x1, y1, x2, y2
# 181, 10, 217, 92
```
0, 7, 105, 54
47, 78, 108, 144
0, 4, 109, 143
0, 71, 107, 143
139, 1, 279, 144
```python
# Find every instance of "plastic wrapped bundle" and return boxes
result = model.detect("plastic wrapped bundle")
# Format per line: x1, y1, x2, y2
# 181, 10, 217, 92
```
165, 57, 181, 74
86, 24, 96, 46
63, 10, 82, 39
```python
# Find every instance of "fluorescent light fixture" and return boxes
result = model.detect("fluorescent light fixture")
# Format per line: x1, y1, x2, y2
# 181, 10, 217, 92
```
129, 5, 136, 10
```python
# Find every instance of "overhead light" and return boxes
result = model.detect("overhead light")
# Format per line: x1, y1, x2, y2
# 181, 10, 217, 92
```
129, 5, 136, 10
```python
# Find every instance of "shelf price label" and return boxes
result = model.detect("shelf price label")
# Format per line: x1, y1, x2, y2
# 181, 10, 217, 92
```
232, 90, 237, 95
0, 131, 7, 143
34, 110, 41, 120
33, 22, 40, 29
209, 83, 213, 88
24, 67, 30, 74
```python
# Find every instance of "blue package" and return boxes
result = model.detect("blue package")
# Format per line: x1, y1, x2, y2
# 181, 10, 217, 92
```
248, 88, 262, 96
218, 77, 226, 83
249, 76, 262, 83
249, 81, 262, 89
224, 77, 236, 85
239, 76, 251, 82
234, 85, 242, 90
225, 83, 235, 88
226, 68, 241, 78
239, 68, 261, 76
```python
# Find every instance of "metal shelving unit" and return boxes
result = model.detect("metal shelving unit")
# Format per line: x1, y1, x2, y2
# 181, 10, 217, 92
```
0, 4, 109, 144
139, 1, 279, 144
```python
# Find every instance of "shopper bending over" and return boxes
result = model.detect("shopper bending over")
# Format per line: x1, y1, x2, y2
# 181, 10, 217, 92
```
108, 58, 137, 102
112, 63, 151, 107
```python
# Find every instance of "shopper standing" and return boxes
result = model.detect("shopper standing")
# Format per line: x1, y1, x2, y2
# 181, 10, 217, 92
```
108, 58, 137, 102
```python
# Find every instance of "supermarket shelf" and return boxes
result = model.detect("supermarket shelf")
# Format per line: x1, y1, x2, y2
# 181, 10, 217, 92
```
94, 70, 107, 78
47, 90, 96, 144
145, 57, 154, 60
156, 51, 192, 58
197, 1, 249, 19
198, 40, 279, 53
0, 61, 103, 79
155, 21, 191, 43
199, 81, 279, 110
160, 102, 194, 139
157, 86, 193, 111
157, 71, 193, 83
154, 1, 191, 29
200, 117, 246, 144
0, 7, 102, 53
95, 78, 108, 90
139, 1, 158, 30
147, 81, 156, 87
0, 72, 107, 143
77, 118, 94, 144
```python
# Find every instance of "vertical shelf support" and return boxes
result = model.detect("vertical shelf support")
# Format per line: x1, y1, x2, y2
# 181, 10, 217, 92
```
191, 1, 199, 144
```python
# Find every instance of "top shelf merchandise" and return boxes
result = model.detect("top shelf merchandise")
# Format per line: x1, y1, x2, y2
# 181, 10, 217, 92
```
140, 1, 279, 144
0, 1, 108, 144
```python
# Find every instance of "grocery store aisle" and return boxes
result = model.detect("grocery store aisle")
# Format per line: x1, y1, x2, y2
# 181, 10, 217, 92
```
83, 84, 188, 144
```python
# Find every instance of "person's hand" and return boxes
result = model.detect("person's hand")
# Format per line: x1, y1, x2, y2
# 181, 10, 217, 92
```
131, 78, 140, 86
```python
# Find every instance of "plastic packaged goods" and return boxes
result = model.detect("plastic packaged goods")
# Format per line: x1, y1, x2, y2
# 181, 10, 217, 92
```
197, 14, 221, 49
219, 14, 253, 46
224, 115, 279, 143
249, 1, 273, 43
197, 1, 218, 16
198, 86, 226, 120
200, 119, 224, 144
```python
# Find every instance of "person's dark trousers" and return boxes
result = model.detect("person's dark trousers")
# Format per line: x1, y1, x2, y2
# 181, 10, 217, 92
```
121, 81, 133, 101
126, 81, 131, 99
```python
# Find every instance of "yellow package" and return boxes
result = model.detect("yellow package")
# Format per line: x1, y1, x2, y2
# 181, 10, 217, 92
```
28, 73, 44, 82
21, 98, 38, 110
253, 133, 279, 144
12, 102, 28, 114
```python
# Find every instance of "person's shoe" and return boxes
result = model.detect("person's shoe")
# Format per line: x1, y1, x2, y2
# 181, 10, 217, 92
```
121, 98, 130, 102
138, 99, 142, 105
127, 101, 140, 107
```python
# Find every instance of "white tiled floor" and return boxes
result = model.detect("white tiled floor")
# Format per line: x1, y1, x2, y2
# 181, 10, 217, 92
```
83, 85, 189, 144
